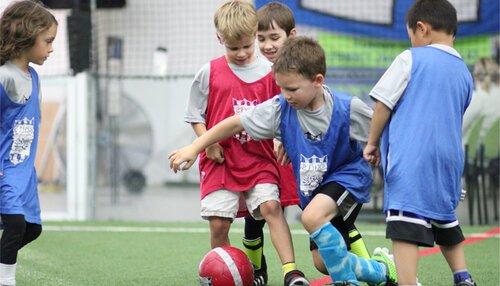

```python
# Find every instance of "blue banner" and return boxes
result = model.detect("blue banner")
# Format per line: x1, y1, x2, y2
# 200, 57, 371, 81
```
255, 0, 499, 40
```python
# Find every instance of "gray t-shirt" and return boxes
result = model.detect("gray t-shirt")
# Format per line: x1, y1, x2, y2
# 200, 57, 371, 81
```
184, 55, 273, 123
0, 61, 39, 104
240, 86, 372, 143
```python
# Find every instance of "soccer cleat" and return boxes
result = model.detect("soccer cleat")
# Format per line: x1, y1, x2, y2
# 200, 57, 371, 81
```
454, 279, 477, 286
253, 255, 268, 286
284, 269, 309, 286
372, 247, 398, 286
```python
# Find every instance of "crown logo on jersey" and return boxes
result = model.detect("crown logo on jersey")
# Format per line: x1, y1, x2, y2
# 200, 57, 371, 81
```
232, 98, 258, 144
10, 117, 35, 165
299, 154, 328, 196
300, 154, 327, 164
232, 98, 258, 115
16, 117, 35, 126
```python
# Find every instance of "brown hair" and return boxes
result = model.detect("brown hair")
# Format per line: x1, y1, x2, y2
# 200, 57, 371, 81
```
0, 0, 57, 65
257, 2, 295, 36
214, 0, 257, 44
273, 36, 326, 80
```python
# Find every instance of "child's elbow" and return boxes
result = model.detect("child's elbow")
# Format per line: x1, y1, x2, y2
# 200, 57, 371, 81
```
230, 115, 245, 133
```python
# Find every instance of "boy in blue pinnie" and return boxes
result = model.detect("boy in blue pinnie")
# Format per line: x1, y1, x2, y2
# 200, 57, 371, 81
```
364, 0, 476, 285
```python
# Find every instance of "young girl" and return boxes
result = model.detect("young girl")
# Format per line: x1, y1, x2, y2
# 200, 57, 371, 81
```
0, 1, 57, 285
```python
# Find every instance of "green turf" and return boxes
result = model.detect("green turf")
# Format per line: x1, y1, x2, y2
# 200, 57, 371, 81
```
9, 221, 499, 285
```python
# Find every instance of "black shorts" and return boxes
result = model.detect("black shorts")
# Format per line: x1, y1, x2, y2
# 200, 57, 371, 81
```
386, 209, 465, 247
309, 182, 362, 251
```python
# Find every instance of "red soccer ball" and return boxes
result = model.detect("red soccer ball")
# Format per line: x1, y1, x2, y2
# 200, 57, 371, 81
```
198, 246, 254, 286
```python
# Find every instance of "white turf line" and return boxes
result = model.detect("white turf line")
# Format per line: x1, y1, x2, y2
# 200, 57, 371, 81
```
42, 225, 500, 238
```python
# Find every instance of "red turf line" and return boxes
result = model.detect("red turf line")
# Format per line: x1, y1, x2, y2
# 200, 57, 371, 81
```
310, 227, 499, 286
310, 276, 332, 286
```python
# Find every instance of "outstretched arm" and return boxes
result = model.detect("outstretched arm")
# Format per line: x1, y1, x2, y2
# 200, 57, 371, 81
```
169, 115, 244, 172
363, 101, 391, 166
191, 123, 225, 164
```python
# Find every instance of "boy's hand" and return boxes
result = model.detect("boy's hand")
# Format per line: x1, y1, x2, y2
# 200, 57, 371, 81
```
205, 143, 225, 164
168, 145, 199, 173
273, 139, 290, 165
363, 144, 380, 166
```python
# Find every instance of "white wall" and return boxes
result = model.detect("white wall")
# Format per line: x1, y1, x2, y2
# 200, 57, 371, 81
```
120, 77, 200, 185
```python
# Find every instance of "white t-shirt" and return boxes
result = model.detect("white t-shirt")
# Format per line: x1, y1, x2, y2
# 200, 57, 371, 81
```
240, 86, 373, 143
0, 61, 39, 104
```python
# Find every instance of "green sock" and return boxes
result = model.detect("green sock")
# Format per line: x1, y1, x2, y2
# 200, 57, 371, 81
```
349, 229, 370, 259
242, 237, 263, 269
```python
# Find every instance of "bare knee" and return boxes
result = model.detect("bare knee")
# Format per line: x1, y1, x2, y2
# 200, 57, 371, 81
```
259, 200, 282, 220
301, 208, 329, 233
209, 217, 231, 234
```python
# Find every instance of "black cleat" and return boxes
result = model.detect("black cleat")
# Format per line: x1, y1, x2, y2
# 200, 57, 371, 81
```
253, 255, 268, 286
284, 269, 309, 286
454, 279, 477, 286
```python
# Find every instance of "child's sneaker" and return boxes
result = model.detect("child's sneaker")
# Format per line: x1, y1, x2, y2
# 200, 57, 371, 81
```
454, 279, 477, 286
372, 247, 398, 286
283, 269, 309, 286
253, 255, 268, 286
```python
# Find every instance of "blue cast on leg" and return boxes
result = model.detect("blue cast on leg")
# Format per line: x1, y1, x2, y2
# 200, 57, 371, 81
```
310, 222, 388, 285
310, 222, 358, 284
349, 252, 386, 284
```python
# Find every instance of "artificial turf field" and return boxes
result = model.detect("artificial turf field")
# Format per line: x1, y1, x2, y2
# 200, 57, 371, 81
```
8, 221, 499, 285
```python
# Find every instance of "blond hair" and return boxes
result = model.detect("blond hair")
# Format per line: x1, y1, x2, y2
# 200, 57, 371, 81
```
214, 0, 257, 44
0, 0, 57, 65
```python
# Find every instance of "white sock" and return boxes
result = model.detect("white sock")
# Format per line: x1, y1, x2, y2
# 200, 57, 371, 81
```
0, 263, 16, 286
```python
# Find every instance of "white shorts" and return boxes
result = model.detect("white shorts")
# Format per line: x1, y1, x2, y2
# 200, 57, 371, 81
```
200, 183, 279, 220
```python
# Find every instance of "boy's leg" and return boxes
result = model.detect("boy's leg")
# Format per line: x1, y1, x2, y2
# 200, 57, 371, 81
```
201, 190, 240, 248
309, 224, 370, 275
307, 184, 369, 274
310, 249, 328, 275
242, 216, 267, 285
20, 222, 42, 248
0, 214, 26, 286
386, 209, 438, 285
243, 216, 266, 266
303, 183, 391, 285
309, 216, 364, 275
208, 217, 232, 248
347, 225, 370, 259
330, 204, 371, 260
392, 239, 419, 285
441, 243, 476, 285
246, 183, 308, 286
433, 221, 475, 285
259, 200, 293, 264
